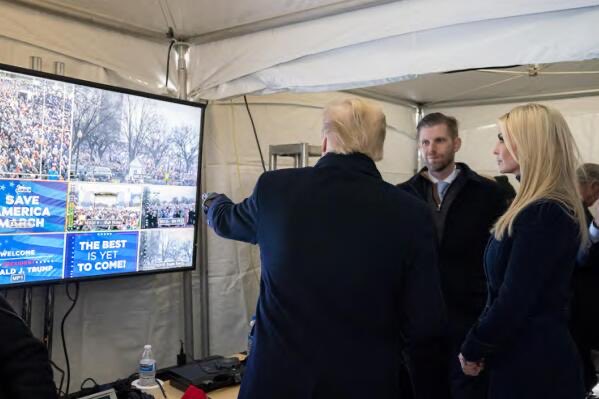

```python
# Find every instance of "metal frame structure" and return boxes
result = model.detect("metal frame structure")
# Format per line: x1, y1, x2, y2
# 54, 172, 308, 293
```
268, 143, 321, 170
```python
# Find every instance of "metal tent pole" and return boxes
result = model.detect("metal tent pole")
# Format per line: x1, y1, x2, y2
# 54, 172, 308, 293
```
21, 56, 44, 328
415, 105, 424, 174
173, 41, 202, 361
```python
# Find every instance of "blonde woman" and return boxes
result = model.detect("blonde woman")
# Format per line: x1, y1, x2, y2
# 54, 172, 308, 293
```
459, 104, 587, 398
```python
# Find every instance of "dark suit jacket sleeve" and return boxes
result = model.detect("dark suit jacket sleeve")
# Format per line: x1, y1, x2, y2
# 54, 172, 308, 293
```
400, 210, 448, 398
461, 203, 572, 361
0, 297, 57, 399
207, 178, 260, 244
576, 221, 599, 266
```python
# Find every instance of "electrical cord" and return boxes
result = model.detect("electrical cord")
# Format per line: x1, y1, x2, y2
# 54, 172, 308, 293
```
61, 282, 80, 398
243, 95, 267, 173
165, 40, 176, 90
157, 380, 168, 398
80, 377, 98, 390
50, 359, 66, 397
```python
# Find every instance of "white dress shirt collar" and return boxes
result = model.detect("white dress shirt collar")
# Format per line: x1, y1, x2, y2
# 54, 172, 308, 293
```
428, 165, 460, 185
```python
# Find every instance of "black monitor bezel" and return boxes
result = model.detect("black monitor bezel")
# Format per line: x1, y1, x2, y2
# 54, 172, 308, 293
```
0, 62, 205, 289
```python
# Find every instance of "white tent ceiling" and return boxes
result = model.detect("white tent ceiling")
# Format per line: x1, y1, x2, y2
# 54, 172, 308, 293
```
9, 0, 396, 43
350, 60, 599, 108
0, 0, 598, 104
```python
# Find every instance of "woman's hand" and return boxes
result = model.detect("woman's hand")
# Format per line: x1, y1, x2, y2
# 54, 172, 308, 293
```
459, 353, 485, 376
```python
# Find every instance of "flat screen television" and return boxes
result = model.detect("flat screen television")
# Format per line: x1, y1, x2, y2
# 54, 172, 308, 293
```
0, 63, 204, 287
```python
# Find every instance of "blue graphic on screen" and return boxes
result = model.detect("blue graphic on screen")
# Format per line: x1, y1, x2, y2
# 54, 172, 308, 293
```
65, 231, 139, 278
0, 180, 67, 233
0, 234, 64, 285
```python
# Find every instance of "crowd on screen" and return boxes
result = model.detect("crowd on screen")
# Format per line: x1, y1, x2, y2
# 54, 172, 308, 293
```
71, 206, 140, 231
0, 75, 71, 181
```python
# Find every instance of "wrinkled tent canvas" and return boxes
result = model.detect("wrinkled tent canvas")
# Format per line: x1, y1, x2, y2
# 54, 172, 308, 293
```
0, 0, 598, 389
1, 1, 598, 98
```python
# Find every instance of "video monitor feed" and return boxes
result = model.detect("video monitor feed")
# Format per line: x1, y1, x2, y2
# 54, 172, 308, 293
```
70, 87, 199, 186
139, 229, 194, 271
68, 182, 142, 231
0, 74, 72, 181
142, 185, 196, 229
0, 65, 203, 287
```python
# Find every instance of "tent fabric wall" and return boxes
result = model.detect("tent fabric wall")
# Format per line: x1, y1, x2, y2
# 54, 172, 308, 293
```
203, 92, 417, 355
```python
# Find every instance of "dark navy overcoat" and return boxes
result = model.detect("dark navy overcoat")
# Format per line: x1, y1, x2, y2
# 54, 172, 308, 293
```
208, 152, 447, 399
461, 201, 585, 399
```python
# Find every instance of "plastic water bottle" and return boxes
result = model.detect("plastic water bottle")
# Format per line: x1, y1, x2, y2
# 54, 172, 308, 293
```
138, 344, 156, 387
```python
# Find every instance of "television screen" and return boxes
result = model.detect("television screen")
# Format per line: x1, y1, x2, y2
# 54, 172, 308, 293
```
0, 64, 203, 287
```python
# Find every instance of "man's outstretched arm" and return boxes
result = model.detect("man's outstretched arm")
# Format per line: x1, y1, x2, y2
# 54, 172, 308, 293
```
203, 180, 260, 244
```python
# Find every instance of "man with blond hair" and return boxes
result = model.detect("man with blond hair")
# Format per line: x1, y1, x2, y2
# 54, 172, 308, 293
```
202, 98, 446, 399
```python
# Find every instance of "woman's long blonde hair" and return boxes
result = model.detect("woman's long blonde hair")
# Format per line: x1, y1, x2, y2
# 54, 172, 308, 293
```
493, 103, 588, 246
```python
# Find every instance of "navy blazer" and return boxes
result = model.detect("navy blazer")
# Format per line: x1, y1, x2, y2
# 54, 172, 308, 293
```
208, 152, 447, 399
461, 201, 584, 399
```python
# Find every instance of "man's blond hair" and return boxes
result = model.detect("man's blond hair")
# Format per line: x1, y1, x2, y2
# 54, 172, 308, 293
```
322, 98, 386, 161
